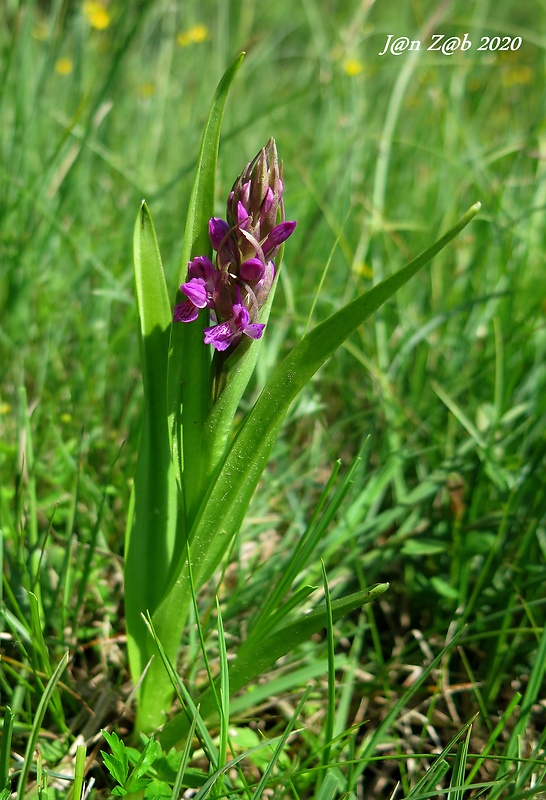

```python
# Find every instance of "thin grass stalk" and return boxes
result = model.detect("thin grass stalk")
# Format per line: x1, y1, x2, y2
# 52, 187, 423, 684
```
319, 561, 336, 785
15, 651, 69, 800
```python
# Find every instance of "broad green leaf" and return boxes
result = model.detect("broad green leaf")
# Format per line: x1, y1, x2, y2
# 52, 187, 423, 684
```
133, 201, 172, 341
125, 202, 179, 730
167, 204, 481, 595
131, 53, 245, 734
159, 583, 389, 749
167, 52, 245, 525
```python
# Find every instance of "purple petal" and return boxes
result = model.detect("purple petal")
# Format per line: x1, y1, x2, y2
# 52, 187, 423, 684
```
208, 218, 230, 250
174, 298, 199, 323
232, 303, 250, 327
262, 220, 297, 255
203, 322, 236, 351
241, 180, 251, 207
237, 201, 250, 228
181, 278, 208, 308
261, 187, 274, 216
240, 257, 265, 282
243, 323, 266, 340
255, 261, 275, 306
188, 255, 215, 279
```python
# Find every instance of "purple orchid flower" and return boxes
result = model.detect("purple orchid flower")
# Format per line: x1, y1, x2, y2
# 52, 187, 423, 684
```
173, 139, 296, 354
204, 304, 265, 351
173, 256, 217, 322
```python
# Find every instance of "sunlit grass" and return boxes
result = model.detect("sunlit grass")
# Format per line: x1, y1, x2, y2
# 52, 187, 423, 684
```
1, 0, 545, 797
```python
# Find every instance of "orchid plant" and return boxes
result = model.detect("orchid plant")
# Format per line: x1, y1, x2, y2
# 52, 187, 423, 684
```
124, 53, 480, 743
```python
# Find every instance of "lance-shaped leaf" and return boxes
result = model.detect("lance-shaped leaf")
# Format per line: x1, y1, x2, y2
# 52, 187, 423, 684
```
125, 203, 180, 732
130, 53, 245, 735
159, 584, 389, 749
162, 204, 481, 597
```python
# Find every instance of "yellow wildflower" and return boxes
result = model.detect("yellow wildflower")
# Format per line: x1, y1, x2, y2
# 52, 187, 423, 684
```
353, 262, 373, 279
343, 58, 363, 77
55, 58, 74, 75
177, 24, 209, 47
83, 1, 111, 30
501, 65, 534, 87
139, 81, 156, 98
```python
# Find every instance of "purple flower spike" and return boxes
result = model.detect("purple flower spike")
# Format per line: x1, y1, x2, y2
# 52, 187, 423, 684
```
173, 139, 295, 356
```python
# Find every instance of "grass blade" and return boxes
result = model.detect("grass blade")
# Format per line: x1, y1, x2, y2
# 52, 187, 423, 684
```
0, 707, 15, 793
159, 583, 388, 749
319, 561, 336, 791
251, 685, 314, 800
125, 201, 179, 732
16, 651, 69, 800
71, 744, 87, 800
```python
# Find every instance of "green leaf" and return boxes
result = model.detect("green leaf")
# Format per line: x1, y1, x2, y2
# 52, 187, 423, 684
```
131, 737, 159, 780
172, 204, 481, 594
159, 583, 389, 749
133, 202, 172, 341
167, 52, 245, 525
101, 731, 129, 784
0, 708, 15, 792
125, 202, 180, 732
102, 754, 127, 787
130, 54, 245, 734
250, 446, 367, 639
199, 267, 281, 488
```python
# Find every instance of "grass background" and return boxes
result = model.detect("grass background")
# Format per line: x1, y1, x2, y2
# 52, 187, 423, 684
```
1, 0, 545, 797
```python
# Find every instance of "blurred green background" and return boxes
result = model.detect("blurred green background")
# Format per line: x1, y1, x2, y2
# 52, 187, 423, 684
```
1, 0, 546, 793
1, 0, 545, 722
2, 0, 543, 537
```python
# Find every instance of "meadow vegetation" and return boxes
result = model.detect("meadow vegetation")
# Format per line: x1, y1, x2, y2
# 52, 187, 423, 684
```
1, 0, 545, 797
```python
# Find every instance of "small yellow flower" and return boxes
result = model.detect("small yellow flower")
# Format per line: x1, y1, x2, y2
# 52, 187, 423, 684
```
177, 24, 209, 47
353, 262, 373, 279
501, 65, 534, 87
343, 58, 363, 77
0, 402, 12, 415
60, 413, 73, 424
83, 1, 111, 30
139, 81, 156, 98
55, 57, 74, 75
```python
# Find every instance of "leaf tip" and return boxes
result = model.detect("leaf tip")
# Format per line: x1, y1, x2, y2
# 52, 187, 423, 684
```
138, 200, 150, 228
